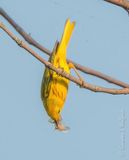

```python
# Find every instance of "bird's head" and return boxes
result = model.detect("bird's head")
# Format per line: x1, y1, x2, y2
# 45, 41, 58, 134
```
48, 107, 69, 131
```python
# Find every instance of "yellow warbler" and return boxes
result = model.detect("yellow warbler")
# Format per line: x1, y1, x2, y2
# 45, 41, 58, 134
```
41, 19, 75, 131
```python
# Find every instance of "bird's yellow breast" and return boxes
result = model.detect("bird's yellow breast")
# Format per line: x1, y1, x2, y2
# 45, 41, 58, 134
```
41, 53, 70, 121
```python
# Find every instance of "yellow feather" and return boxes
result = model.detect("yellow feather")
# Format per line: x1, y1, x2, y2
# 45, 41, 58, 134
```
59, 19, 75, 49
41, 19, 75, 131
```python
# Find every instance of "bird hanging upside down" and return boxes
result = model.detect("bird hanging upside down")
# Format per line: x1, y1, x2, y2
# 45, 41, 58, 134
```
41, 19, 82, 131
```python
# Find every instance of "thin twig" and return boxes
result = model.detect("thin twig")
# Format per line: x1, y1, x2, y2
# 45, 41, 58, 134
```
1, 8, 129, 88
1, 21, 129, 94
104, 0, 129, 13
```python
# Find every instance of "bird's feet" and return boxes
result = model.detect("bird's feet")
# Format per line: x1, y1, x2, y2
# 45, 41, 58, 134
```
68, 62, 85, 88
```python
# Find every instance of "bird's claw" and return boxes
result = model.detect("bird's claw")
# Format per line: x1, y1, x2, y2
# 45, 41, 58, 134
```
57, 67, 65, 77
79, 79, 85, 88
76, 78, 85, 88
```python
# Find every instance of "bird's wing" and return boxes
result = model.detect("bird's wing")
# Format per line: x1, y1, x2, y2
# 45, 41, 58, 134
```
41, 41, 59, 99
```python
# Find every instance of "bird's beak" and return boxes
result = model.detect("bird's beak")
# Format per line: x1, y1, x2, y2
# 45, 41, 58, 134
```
55, 120, 70, 132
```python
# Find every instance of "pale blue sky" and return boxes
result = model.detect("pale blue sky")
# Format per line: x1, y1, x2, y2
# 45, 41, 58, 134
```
0, 0, 129, 160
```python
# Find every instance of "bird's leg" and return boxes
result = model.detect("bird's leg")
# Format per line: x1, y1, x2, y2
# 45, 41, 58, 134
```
68, 62, 85, 88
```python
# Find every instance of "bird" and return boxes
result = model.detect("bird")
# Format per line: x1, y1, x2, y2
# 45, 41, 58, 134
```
41, 19, 76, 131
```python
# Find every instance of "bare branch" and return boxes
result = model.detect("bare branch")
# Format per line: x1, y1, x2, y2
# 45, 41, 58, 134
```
1, 8, 129, 88
104, 0, 129, 13
0, 7, 51, 55
1, 21, 129, 95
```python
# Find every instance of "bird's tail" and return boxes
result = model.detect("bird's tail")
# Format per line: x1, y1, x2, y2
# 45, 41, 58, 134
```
58, 19, 75, 52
